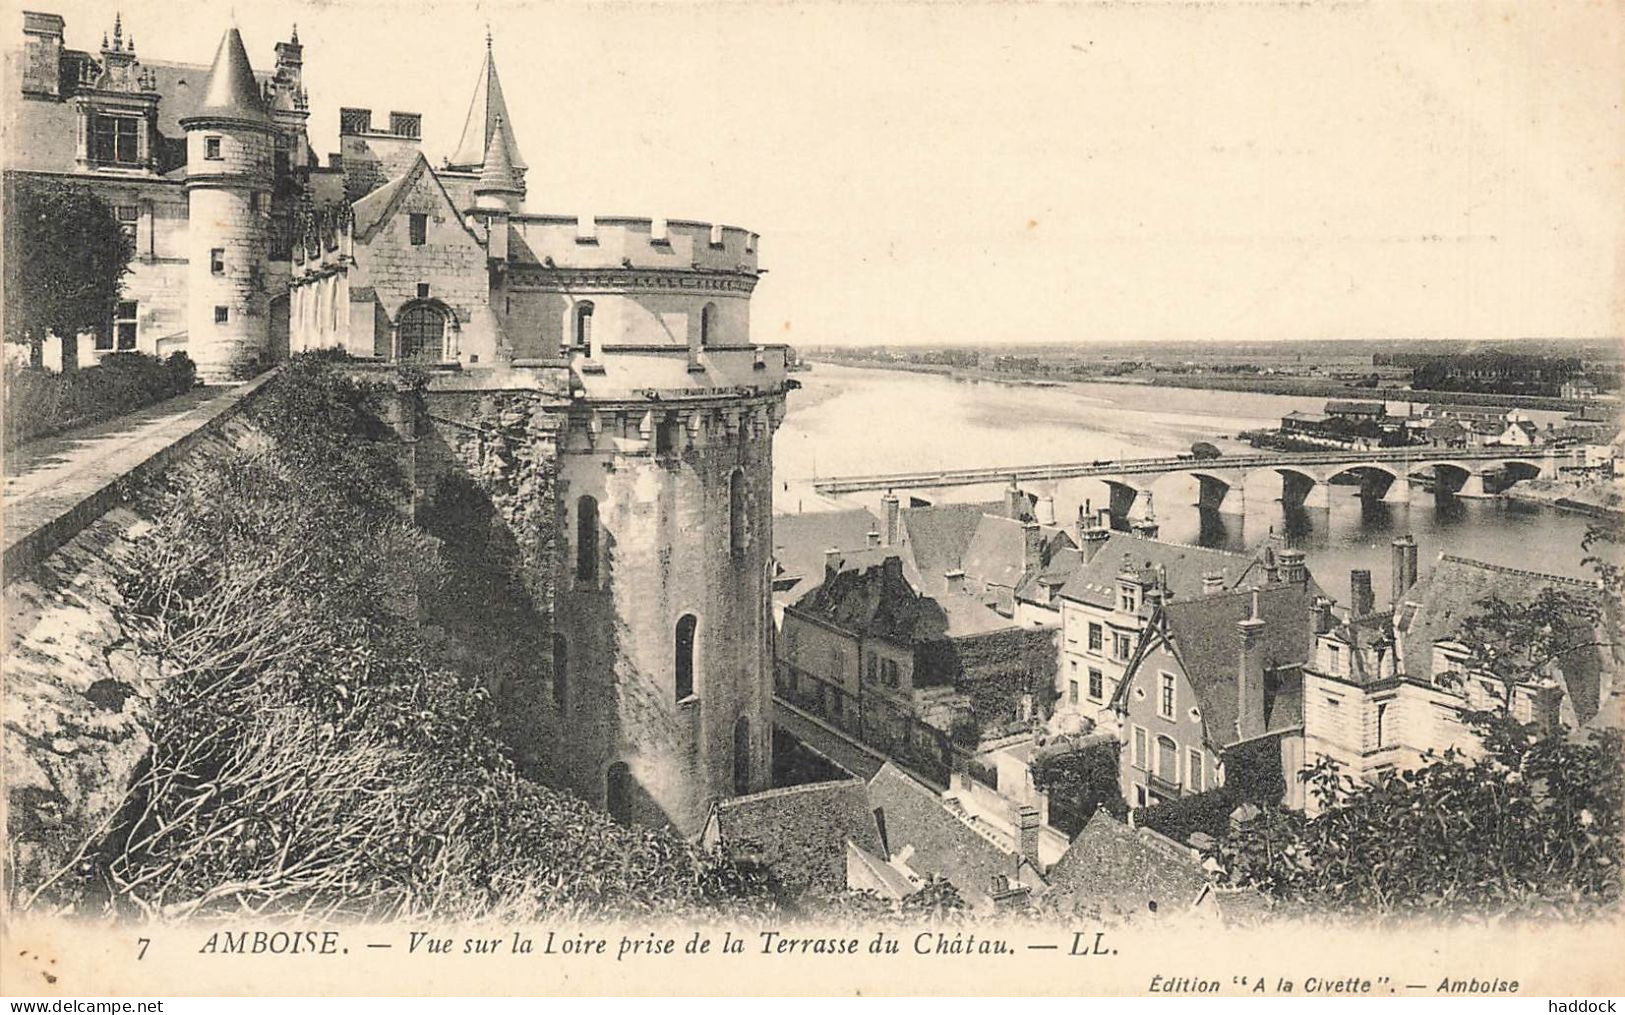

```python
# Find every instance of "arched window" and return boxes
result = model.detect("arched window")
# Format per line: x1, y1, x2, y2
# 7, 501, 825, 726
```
1156, 735, 1178, 784
733, 715, 752, 795
399, 303, 446, 361
700, 302, 718, 347
729, 469, 747, 555
572, 301, 594, 350
675, 614, 697, 701
551, 633, 568, 714
576, 495, 599, 585
606, 762, 632, 825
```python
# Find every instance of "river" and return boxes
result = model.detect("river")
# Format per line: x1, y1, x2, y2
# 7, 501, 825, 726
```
774, 362, 1616, 597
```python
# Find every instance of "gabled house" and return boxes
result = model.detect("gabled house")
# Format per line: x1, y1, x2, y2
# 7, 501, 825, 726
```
1054, 528, 1319, 733
1109, 583, 1319, 811
701, 778, 887, 895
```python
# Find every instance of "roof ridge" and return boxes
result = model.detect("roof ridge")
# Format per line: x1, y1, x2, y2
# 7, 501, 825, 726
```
716, 777, 866, 810
1436, 554, 1600, 588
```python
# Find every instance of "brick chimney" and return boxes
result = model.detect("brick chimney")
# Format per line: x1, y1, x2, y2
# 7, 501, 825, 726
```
1279, 548, 1308, 585
866, 529, 881, 548
1017, 804, 1041, 870
1313, 595, 1337, 635
21, 12, 65, 98
1237, 589, 1267, 741
1261, 546, 1279, 585
1350, 569, 1374, 618
1391, 534, 1419, 606
1022, 519, 1044, 575
1202, 571, 1225, 595
1078, 501, 1111, 562
944, 569, 966, 594
882, 490, 900, 545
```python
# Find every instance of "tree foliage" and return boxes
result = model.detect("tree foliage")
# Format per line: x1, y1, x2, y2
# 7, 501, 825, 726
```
1213, 715, 1622, 919
3, 176, 134, 369
1030, 741, 1126, 836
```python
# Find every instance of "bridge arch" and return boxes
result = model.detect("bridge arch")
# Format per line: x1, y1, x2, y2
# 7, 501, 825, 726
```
1408, 461, 1473, 498
1324, 463, 1403, 501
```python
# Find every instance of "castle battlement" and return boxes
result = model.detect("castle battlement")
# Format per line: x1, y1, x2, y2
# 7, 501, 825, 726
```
509, 215, 760, 276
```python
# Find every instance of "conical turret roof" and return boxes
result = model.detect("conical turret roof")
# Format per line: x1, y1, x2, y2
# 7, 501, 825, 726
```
449, 42, 526, 171
187, 27, 270, 125
476, 115, 524, 197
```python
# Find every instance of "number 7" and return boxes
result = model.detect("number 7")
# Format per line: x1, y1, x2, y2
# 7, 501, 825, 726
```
137, 937, 151, 960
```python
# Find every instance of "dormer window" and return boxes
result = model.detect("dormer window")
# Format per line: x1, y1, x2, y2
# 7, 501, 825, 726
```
1119, 585, 1138, 613
1328, 643, 1342, 674
204, 136, 222, 161
94, 114, 141, 165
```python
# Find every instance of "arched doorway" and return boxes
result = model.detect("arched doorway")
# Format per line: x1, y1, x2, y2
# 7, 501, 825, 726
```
398, 303, 447, 362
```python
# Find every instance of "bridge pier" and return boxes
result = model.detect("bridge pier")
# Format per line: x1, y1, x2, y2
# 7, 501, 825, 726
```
1456, 472, 1492, 499
1302, 482, 1332, 509
1381, 477, 1413, 504
1104, 480, 1141, 525
1215, 483, 1246, 514
1279, 471, 1317, 510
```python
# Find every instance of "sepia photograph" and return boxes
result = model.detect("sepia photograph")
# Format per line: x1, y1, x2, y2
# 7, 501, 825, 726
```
0, 0, 1621, 1002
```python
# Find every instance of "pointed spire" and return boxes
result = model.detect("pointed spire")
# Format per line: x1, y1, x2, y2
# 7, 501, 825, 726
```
475, 114, 524, 212
290, 22, 299, 44
187, 26, 271, 125
112, 12, 123, 51
449, 34, 526, 171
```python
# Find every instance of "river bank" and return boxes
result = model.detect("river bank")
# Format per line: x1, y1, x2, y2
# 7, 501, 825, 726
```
1502, 477, 1625, 522
807, 357, 1612, 416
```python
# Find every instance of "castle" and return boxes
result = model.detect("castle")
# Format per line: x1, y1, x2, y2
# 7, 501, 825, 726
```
5, 12, 789, 836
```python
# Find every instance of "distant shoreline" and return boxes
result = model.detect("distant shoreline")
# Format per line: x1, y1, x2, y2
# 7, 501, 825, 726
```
807, 357, 1612, 416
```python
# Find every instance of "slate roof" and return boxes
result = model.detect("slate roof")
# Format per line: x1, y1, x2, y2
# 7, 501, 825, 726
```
790, 555, 947, 645
1325, 400, 1385, 416
960, 514, 1076, 592
898, 502, 1001, 596
1046, 811, 1213, 920
1118, 584, 1317, 747
867, 763, 1041, 909
1396, 555, 1612, 726
187, 28, 270, 126
772, 507, 882, 605
447, 44, 527, 171
1058, 533, 1286, 610
706, 779, 884, 893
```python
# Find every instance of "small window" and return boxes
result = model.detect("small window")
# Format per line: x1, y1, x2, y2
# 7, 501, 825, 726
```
606, 762, 632, 825
655, 416, 680, 455
1188, 749, 1204, 792
1088, 667, 1104, 702
113, 301, 138, 350
1087, 623, 1103, 654
417, 283, 430, 299
1156, 736, 1178, 783
1158, 672, 1176, 719
214, 306, 229, 324
729, 469, 748, 555
866, 654, 878, 685
576, 496, 599, 585
1376, 701, 1389, 748
551, 634, 568, 714
700, 302, 718, 347
572, 301, 594, 350
675, 614, 698, 701
1068, 679, 1079, 705
883, 659, 899, 688
115, 205, 139, 243
1328, 644, 1342, 674
1119, 586, 1138, 613
210, 248, 225, 275
1132, 725, 1147, 770
204, 136, 222, 160
409, 213, 427, 246
1114, 632, 1133, 661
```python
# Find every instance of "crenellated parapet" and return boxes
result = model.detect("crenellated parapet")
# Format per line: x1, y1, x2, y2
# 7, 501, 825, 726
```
508, 215, 760, 280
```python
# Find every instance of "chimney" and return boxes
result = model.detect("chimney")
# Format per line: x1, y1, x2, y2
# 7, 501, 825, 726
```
823, 547, 841, 583
866, 529, 881, 548
1078, 501, 1110, 561
1017, 804, 1041, 870
1313, 595, 1337, 635
1237, 589, 1267, 741
944, 569, 966, 594
1036, 494, 1056, 526
1279, 548, 1307, 585
882, 554, 904, 584
1261, 546, 1279, 585
882, 490, 899, 545
1350, 569, 1374, 618
1004, 479, 1027, 520
21, 12, 65, 98
1391, 534, 1419, 606
1202, 571, 1225, 595
1022, 519, 1044, 575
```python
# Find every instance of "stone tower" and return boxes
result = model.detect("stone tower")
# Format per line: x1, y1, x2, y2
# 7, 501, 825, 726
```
180, 27, 274, 382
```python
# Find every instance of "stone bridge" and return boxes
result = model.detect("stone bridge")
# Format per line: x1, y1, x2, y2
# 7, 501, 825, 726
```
810, 446, 1574, 515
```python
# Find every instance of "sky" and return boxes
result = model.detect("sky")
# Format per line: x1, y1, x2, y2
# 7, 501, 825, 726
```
17, 0, 1625, 346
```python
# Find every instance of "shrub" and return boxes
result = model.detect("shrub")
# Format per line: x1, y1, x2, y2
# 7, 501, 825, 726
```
1134, 787, 1238, 845
4, 351, 196, 447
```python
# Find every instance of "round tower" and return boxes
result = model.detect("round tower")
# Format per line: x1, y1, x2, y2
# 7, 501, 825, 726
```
540, 221, 784, 837
180, 27, 275, 382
